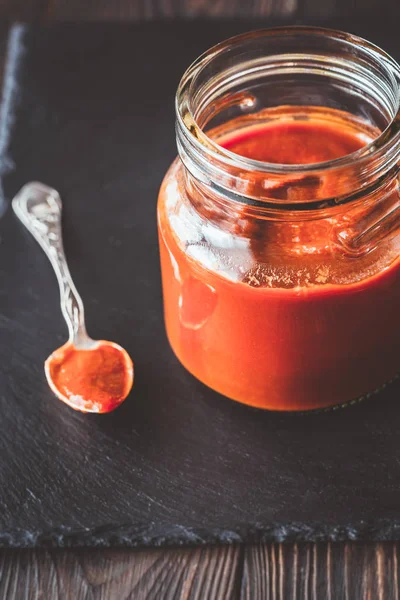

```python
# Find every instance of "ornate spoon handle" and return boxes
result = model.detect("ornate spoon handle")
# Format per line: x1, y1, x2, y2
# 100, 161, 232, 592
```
12, 182, 89, 347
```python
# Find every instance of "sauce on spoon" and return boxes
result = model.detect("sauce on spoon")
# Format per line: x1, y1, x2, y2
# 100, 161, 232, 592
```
46, 341, 133, 413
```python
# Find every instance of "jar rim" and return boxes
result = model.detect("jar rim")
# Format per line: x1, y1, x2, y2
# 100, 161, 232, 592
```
176, 25, 400, 176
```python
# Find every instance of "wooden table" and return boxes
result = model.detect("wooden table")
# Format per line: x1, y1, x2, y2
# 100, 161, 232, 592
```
0, 1, 399, 598
0, 543, 399, 597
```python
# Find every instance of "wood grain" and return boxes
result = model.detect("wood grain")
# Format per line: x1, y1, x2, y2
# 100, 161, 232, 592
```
0, 0, 48, 22
1, 543, 400, 599
48, 0, 297, 20
242, 543, 400, 599
302, 0, 400, 17
0, 546, 242, 599
0, 0, 397, 23
0, 0, 392, 21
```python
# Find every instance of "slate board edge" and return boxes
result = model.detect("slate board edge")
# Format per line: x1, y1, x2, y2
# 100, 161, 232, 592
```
0, 24, 26, 209
2, 521, 400, 548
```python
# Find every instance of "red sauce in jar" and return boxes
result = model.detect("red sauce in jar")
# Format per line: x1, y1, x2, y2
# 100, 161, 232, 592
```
158, 108, 400, 410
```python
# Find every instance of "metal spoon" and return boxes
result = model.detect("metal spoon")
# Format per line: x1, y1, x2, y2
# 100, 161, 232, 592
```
12, 182, 134, 413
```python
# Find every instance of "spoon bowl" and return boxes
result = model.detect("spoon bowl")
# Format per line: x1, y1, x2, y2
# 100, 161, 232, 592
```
45, 340, 134, 413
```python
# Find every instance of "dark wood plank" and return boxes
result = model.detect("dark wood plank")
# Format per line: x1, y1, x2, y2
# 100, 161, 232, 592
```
1, 543, 400, 598
241, 543, 400, 599
302, 0, 400, 17
0, 546, 242, 599
0, 0, 397, 28
0, 0, 48, 22
47, 0, 400, 20
49, 0, 297, 20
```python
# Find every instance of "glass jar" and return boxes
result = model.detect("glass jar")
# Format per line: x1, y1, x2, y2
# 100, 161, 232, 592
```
157, 27, 400, 411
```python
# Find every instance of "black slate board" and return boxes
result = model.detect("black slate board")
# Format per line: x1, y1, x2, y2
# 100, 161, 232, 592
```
1, 18, 400, 548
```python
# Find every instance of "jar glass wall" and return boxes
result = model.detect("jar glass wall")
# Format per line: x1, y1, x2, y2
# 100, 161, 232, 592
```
157, 27, 400, 411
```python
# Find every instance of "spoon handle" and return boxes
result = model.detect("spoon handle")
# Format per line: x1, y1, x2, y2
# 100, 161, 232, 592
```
12, 182, 89, 345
